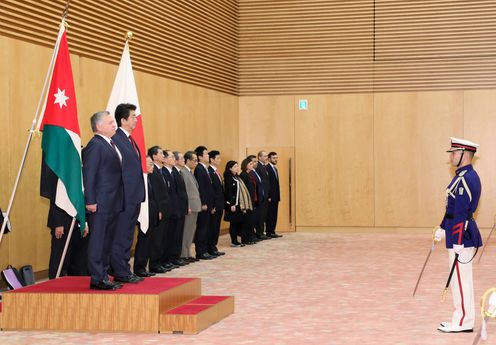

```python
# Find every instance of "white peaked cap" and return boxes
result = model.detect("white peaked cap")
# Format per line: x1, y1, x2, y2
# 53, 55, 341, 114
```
447, 137, 479, 152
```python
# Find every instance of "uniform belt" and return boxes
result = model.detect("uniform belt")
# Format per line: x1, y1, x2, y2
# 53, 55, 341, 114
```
444, 212, 474, 220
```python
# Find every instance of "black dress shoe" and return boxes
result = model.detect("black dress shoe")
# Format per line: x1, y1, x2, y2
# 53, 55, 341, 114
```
269, 233, 283, 238
214, 251, 225, 256
149, 266, 167, 273
171, 259, 188, 266
163, 262, 179, 269
90, 280, 117, 290
187, 257, 199, 262
135, 270, 154, 277
196, 253, 214, 260
114, 274, 142, 284
131, 273, 144, 281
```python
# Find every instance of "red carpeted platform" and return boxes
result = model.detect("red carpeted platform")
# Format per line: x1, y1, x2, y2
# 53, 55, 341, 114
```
0, 276, 234, 333
161, 295, 235, 334
11, 276, 195, 295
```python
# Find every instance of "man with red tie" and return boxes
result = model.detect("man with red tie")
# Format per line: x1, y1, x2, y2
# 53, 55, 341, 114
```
208, 150, 226, 257
194, 146, 215, 260
110, 103, 145, 284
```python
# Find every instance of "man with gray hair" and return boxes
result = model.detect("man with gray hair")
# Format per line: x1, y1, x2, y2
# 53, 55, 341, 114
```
180, 151, 201, 261
83, 111, 124, 290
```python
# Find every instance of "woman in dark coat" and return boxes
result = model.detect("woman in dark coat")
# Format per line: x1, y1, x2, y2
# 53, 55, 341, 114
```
224, 160, 253, 246
239, 157, 258, 244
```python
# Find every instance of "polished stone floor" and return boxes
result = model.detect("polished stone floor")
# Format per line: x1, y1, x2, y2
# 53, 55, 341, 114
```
2, 231, 496, 345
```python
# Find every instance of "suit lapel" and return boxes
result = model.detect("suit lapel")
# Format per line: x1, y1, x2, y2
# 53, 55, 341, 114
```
95, 135, 120, 165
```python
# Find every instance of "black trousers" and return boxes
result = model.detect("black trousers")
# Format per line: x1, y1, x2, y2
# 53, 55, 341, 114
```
229, 221, 243, 244
254, 202, 267, 236
49, 225, 88, 280
87, 212, 119, 283
208, 209, 223, 253
149, 218, 167, 269
242, 210, 255, 243
194, 210, 210, 256
174, 216, 185, 259
110, 202, 140, 277
161, 217, 178, 264
133, 224, 155, 273
266, 200, 279, 235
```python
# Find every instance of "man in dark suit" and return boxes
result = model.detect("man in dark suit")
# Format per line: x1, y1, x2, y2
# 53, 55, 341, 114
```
208, 150, 226, 257
266, 152, 282, 238
255, 151, 271, 240
172, 151, 189, 265
133, 156, 158, 277
160, 149, 184, 268
194, 146, 216, 260
147, 146, 172, 274
47, 202, 89, 279
83, 111, 124, 290
248, 155, 266, 240
111, 103, 145, 284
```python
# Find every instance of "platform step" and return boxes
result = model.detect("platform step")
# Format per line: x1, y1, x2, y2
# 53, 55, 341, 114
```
160, 295, 234, 334
2, 277, 201, 332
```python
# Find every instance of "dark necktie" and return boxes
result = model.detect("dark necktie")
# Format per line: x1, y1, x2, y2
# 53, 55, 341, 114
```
129, 135, 140, 157
249, 173, 258, 203
110, 140, 122, 165
215, 170, 223, 185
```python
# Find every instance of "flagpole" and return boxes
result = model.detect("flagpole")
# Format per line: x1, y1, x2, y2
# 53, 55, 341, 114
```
0, 19, 66, 246
55, 217, 76, 278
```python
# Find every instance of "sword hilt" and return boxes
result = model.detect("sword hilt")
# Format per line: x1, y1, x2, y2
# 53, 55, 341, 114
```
441, 288, 448, 302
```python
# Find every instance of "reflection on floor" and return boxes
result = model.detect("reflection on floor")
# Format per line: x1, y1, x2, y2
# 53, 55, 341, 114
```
2, 231, 495, 345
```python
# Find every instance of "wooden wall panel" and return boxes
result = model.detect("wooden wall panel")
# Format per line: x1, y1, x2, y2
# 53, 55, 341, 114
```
294, 94, 374, 226
239, 0, 374, 95
0, 0, 238, 95
0, 36, 238, 272
374, 91, 464, 227
238, 96, 294, 159
239, 0, 496, 95
242, 91, 496, 231
463, 90, 496, 227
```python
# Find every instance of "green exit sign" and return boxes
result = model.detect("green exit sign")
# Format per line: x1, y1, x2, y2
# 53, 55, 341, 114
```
299, 99, 308, 110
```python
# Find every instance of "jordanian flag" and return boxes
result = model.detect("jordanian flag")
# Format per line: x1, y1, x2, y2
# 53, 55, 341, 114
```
38, 23, 85, 231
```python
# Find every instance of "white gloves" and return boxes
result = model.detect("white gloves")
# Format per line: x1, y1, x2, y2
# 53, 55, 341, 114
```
453, 244, 464, 255
434, 228, 445, 242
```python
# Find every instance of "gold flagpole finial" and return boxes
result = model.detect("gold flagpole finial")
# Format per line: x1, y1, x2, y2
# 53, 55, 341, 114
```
125, 31, 134, 41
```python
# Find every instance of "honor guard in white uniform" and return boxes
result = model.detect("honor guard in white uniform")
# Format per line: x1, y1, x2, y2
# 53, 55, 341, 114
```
435, 137, 482, 333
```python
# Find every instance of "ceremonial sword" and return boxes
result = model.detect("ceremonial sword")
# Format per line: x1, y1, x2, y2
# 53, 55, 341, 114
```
477, 214, 496, 264
413, 227, 439, 297
441, 253, 459, 302
472, 288, 496, 345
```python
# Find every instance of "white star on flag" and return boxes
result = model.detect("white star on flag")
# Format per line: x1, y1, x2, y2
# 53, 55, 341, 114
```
53, 88, 69, 108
